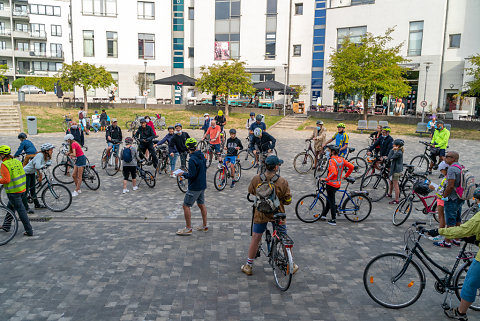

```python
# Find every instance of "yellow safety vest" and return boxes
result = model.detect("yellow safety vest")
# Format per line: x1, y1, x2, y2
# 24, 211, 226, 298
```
2, 158, 26, 193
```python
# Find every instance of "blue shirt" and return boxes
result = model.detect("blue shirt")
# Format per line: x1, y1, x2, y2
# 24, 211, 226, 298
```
14, 139, 37, 157
249, 121, 266, 132
332, 132, 349, 157
157, 133, 177, 154
182, 150, 207, 191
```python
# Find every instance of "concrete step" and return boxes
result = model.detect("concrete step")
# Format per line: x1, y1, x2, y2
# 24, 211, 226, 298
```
0, 129, 21, 135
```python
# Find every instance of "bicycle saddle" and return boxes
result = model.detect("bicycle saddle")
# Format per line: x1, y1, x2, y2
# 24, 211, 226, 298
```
345, 177, 356, 184
274, 213, 286, 220
348, 147, 356, 153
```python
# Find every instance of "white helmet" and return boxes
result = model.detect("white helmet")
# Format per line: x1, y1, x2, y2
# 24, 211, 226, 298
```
254, 128, 262, 137
40, 143, 55, 151
64, 134, 74, 141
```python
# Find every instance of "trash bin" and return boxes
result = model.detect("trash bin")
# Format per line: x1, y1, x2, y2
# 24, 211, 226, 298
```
18, 91, 25, 102
26, 116, 37, 135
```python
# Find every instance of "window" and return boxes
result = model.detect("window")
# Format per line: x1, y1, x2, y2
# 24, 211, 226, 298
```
30, 24, 46, 37
0, 3, 3, 10
32, 61, 62, 71
51, 25, 62, 37
0, 41, 5, 50
295, 3, 303, 15
18, 61, 30, 74
82, 0, 117, 17
265, 0, 277, 59
110, 72, 118, 96
33, 42, 46, 55
215, 1, 241, 60
173, 17, 184, 31
449, 34, 461, 48
0, 60, 7, 66
137, 1, 154, 19
16, 41, 29, 51
138, 73, 155, 97
138, 33, 155, 59
266, 0, 277, 14
188, 47, 194, 58
351, 0, 375, 5
106, 31, 118, 58
15, 23, 28, 33
188, 7, 194, 20
83, 30, 94, 57
293, 44, 301, 56
337, 26, 367, 47
29, 4, 60, 16
408, 21, 424, 56
50, 43, 62, 58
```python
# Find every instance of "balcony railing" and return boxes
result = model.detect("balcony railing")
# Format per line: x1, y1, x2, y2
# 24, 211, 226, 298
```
12, 30, 47, 39
0, 29, 11, 36
14, 50, 64, 59
12, 9, 29, 18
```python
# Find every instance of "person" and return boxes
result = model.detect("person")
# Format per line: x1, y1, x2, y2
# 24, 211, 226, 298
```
242, 155, 297, 276
212, 93, 217, 107
323, 123, 349, 158
108, 90, 115, 102
429, 120, 450, 175
104, 119, 123, 168
249, 114, 267, 164
65, 134, 86, 197
14, 133, 37, 166
78, 107, 89, 135
0, 145, 33, 237
169, 123, 190, 169
320, 145, 354, 226
214, 110, 227, 132
246, 112, 256, 131
157, 126, 177, 177
367, 126, 393, 159
91, 111, 101, 133
424, 187, 480, 321
393, 98, 405, 116
134, 118, 158, 169
23, 143, 54, 213
120, 137, 138, 194
254, 95, 260, 108
427, 115, 436, 137
250, 128, 276, 169
356, 100, 364, 113
387, 139, 404, 204
434, 151, 464, 248
204, 119, 222, 164
369, 125, 382, 157
382, 96, 388, 114
176, 138, 208, 236
308, 120, 327, 168
428, 161, 449, 243
224, 128, 243, 188
144, 115, 157, 136
100, 109, 108, 131
201, 113, 211, 134
66, 122, 85, 148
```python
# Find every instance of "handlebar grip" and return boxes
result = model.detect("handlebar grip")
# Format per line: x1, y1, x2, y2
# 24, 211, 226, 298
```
414, 221, 427, 226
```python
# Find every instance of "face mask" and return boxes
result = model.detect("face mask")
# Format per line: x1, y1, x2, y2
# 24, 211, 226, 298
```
71, 125, 77, 129
175, 130, 182, 134
317, 127, 321, 130
382, 134, 387, 138
325, 150, 330, 158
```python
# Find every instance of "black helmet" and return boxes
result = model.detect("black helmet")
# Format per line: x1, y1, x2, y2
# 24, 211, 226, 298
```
229, 128, 236, 134
473, 187, 480, 200
256, 114, 263, 121
18, 132, 27, 139
325, 144, 340, 153
139, 118, 147, 123
167, 126, 174, 130
393, 139, 404, 147
413, 181, 430, 196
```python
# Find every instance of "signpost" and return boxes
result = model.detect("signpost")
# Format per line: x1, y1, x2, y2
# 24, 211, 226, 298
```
420, 100, 427, 122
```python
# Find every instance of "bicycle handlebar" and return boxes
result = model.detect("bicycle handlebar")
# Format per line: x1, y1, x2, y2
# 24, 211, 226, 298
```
247, 193, 254, 203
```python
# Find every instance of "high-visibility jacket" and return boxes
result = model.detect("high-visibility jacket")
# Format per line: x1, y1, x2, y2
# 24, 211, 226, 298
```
431, 128, 450, 150
324, 155, 354, 188
1, 158, 27, 193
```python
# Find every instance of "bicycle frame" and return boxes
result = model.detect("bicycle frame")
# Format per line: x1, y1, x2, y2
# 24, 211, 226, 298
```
312, 182, 358, 215
415, 192, 438, 214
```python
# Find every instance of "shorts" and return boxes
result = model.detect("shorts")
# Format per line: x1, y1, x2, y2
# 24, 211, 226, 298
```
253, 221, 287, 234
461, 259, 480, 303
224, 156, 237, 164
391, 172, 402, 181
183, 189, 205, 207
75, 155, 87, 167
212, 144, 221, 154
107, 142, 120, 152
122, 166, 137, 180
439, 149, 446, 157
436, 199, 444, 207
444, 198, 464, 226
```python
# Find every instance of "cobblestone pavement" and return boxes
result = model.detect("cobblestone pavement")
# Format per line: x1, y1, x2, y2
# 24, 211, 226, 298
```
0, 128, 479, 321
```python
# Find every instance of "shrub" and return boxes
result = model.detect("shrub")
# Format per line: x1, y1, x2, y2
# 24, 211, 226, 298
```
12, 78, 25, 90
25, 76, 59, 92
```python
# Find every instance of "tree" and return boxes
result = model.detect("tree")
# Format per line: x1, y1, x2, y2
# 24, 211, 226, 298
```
465, 54, 480, 96
12, 78, 26, 91
195, 61, 255, 116
58, 61, 116, 112
134, 74, 152, 96
327, 28, 411, 119
0, 64, 7, 90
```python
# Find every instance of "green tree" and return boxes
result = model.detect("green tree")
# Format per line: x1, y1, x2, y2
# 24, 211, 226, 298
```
12, 77, 25, 90
0, 64, 7, 90
466, 54, 480, 96
327, 28, 411, 119
195, 61, 255, 116
58, 61, 116, 112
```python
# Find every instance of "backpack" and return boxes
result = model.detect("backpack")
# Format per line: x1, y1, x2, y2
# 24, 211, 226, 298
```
78, 111, 84, 120
451, 164, 475, 201
254, 174, 281, 214
122, 147, 133, 163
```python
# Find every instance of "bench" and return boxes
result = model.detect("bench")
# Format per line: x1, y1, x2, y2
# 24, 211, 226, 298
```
378, 120, 389, 128
156, 98, 164, 104
189, 117, 199, 129
357, 120, 368, 133
415, 122, 429, 136
445, 123, 452, 131
367, 120, 378, 131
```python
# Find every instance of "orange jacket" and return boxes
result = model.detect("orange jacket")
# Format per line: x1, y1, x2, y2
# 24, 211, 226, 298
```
324, 155, 354, 188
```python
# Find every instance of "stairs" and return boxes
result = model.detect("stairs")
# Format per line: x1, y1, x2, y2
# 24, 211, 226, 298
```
271, 114, 308, 130
0, 105, 22, 135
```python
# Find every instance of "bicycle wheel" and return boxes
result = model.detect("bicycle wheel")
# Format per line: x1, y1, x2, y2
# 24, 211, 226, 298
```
238, 150, 255, 170
293, 152, 314, 174
461, 205, 477, 223
272, 239, 293, 291
56, 150, 67, 164
357, 147, 370, 159
52, 163, 74, 184
177, 175, 187, 193
363, 253, 425, 309
454, 262, 480, 311
0, 206, 18, 246
392, 196, 413, 226
214, 168, 227, 191
83, 166, 101, 190
101, 149, 108, 169
198, 140, 206, 153
314, 157, 328, 180
105, 153, 121, 176
401, 174, 427, 202
125, 120, 133, 130
234, 162, 241, 181
144, 171, 156, 188
409, 155, 430, 174
203, 149, 213, 169
41, 184, 72, 212
360, 174, 388, 202
342, 193, 372, 222
0, 185, 8, 207
295, 194, 325, 223
348, 156, 368, 180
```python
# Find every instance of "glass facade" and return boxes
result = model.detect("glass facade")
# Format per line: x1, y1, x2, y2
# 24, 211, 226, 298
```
215, 0, 241, 60
172, 0, 184, 68
311, 0, 326, 103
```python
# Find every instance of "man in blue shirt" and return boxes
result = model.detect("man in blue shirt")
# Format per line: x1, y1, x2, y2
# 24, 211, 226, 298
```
323, 123, 349, 158
14, 133, 37, 166
249, 114, 266, 152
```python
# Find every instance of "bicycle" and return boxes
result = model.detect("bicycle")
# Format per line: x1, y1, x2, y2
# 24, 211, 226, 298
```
410, 141, 440, 173
247, 193, 295, 291
61, 114, 73, 132
0, 206, 18, 246
155, 143, 170, 175
313, 149, 368, 182
126, 114, 144, 132
213, 154, 241, 191
101, 139, 122, 176
130, 160, 155, 188
56, 143, 88, 164
295, 177, 372, 223
393, 184, 439, 226
152, 114, 165, 131
198, 139, 221, 169
52, 157, 100, 191
293, 139, 319, 174
356, 137, 376, 159
177, 169, 188, 193
237, 138, 278, 171
363, 221, 478, 310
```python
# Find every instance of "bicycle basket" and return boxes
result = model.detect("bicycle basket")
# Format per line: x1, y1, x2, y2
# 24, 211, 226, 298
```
413, 181, 430, 196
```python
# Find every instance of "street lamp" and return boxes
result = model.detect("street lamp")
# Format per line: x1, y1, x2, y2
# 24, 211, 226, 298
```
422, 62, 432, 122
282, 63, 288, 117
144, 60, 147, 110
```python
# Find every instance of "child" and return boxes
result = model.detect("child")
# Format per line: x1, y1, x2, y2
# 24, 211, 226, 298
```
224, 128, 243, 188
387, 139, 404, 204
14, 132, 37, 166
429, 161, 451, 247
120, 137, 138, 194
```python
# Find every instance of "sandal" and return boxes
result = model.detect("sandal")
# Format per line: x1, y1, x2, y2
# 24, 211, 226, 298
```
386, 194, 392, 198
389, 200, 399, 205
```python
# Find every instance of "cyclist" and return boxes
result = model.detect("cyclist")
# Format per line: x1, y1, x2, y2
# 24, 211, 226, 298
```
214, 110, 227, 132
65, 134, 86, 197
425, 186, 480, 321
369, 125, 382, 157
14, 133, 37, 166
428, 161, 449, 243
203, 119, 223, 165
246, 112, 256, 131
23, 143, 54, 212
169, 123, 190, 169
105, 118, 123, 164
66, 122, 85, 148
224, 128, 243, 188
144, 115, 157, 136
176, 138, 208, 236
428, 120, 450, 175
0, 145, 33, 236
157, 126, 178, 177
427, 115, 436, 137
323, 123, 349, 158
249, 114, 267, 163
242, 155, 297, 275
100, 109, 108, 131
201, 113, 211, 134
120, 137, 138, 194
250, 128, 276, 169
367, 126, 394, 172
134, 118, 158, 169
387, 139, 404, 204
308, 120, 327, 168
319, 145, 354, 226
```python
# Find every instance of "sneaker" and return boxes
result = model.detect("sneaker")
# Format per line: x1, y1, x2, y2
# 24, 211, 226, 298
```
176, 227, 192, 236
230, 182, 235, 188
452, 240, 461, 247
386, 194, 392, 198
122, 189, 129, 194
241, 264, 253, 276
194, 226, 208, 232
444, 308, 468, 321
77, 190, 82, 194
389, 200, 400, 205
319, 215, 327, 221
132, 186, 138, 191
433, 241, 451, 248
430, 235, 443, 242
327, 219, 336, 226
293, 263, 299, 274
170, 174, 176, 178
72, 191, 78, 197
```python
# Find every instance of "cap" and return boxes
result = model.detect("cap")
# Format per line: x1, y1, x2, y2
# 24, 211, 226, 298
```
111, 118, 117, 122
438, 161, 449, 171
265, 155, 284, 166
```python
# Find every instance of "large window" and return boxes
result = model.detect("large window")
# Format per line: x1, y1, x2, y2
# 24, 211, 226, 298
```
137, 1, 154, 19
337, 26, 366, 48
265, 0, 277, 59
83, 30, 95, 57
295, 3, 303, 15
51, 25, 62, 37
449, 34, 461, 48
33, 42, 46, 55
408, 21, 424, 56
82, 0, 117, 17
16, 41, 29, 51
50, 43, 62, 58
16, 23, 28, 33
33, 61, 62, 71
30, 4, 61, 16
30, 23, 46, 37
138, 33, 154, 59
107, 31, 118, 58
215, 0, 240, 60
188, 47, 194, 58
0, 41, 6, 50
138, 73, 155, 97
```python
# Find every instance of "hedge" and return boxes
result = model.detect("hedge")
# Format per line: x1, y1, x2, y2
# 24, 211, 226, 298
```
25, 76, 59, 92
12, 77, 25, 90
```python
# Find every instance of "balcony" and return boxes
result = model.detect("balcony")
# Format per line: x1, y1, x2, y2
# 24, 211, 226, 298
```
24, 50, 64, 60
12, 9, 29, 20
12, 30, 46, 40
0, 49, 13, 57
0, 9, 11, 18
0, 29, 11, 37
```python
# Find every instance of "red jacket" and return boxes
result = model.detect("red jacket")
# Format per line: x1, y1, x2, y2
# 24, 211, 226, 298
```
146, 121, 156, 136
324, 155, 354, 188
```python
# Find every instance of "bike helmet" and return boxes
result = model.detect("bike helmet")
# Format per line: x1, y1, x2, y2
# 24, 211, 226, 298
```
316, 120, 324, 125
393, 139, 404, 147
473, 187, 480, 200
218, 110, 223, 116
325, 144, 340, 153
203, 113, 209, 117
139, 118, 147, 123
185, 137, 198, 150
167, 126, 175, 130
175, 123, 182, 128
413, 181, 430, 196
64, 134, 74, 141
40, 143, 55, 151
253, 128, 262, 137
0, 145, 11, 155
337, 123, 346, 128
125, 137, 134, 144
255, 114, 263, 121
250, 112, 255, 116
229, 128, 236, 134
18, 132, 27, 139
383, 126, 391, 132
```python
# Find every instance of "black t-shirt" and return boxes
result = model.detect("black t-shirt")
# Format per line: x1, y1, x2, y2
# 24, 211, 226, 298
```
215, 115, 226, 126
226, 137, 243, 156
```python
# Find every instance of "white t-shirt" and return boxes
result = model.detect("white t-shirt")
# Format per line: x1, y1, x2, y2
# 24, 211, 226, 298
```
92, 114, 100, 124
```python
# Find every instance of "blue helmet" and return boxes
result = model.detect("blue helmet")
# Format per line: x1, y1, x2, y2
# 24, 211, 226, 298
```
250, 112, 255, 116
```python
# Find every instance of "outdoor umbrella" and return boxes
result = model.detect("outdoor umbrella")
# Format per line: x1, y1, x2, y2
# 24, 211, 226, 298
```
253, 80, 293, 92
153, 74, 197, 86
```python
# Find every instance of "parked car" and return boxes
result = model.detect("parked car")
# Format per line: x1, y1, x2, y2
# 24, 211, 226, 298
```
19, 85, 46, 94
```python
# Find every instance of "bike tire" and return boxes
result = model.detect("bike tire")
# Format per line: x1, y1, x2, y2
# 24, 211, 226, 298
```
52, 163, 74, 184
0, 206, 18, 246
0, 185, 8, 207
454, 261, 480, 311
293, 152, 314, 174
409, 155, 430, 174
363, 253, 425, 309
357, 147, 370, 159
238, 150, 255, 170
360, 174, 388, 202
144, 171, 156, 188
272, 239, 293, 291
105, 154, 121, 176
101, 149, 108, 169
392, 196, 413, 226
214, 168, 227, 191
125, 120, 133, 130
295, 194, 325, 223
348, 156, 368, 180
41, 183, 72, 212
314, 157, 328, 180
83, 166, 101, 190
461, 205, 477, 223
342, 193, 372, 222
177, 175, 188, 193
234, 162, 242, 182
56, 150, 67, 165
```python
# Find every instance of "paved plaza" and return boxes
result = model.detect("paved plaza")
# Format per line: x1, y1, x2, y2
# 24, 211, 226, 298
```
1, 127, 480, 321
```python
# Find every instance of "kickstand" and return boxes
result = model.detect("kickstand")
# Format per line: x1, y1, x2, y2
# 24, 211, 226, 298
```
441, 290, 454, 310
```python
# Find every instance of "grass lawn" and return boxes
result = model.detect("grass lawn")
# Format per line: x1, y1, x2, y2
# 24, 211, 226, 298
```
299, 117, 480, 141
20, 106, 283, 134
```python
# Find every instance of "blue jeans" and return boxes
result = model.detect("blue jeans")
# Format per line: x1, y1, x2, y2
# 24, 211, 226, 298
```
253, 221, 287, 234
4, 192, 33, 235
444, 198, 464, 226
179, 152, 187, 169
92, 123, 101, 132
461, 259, 480, 302
170, 153, 178, 172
